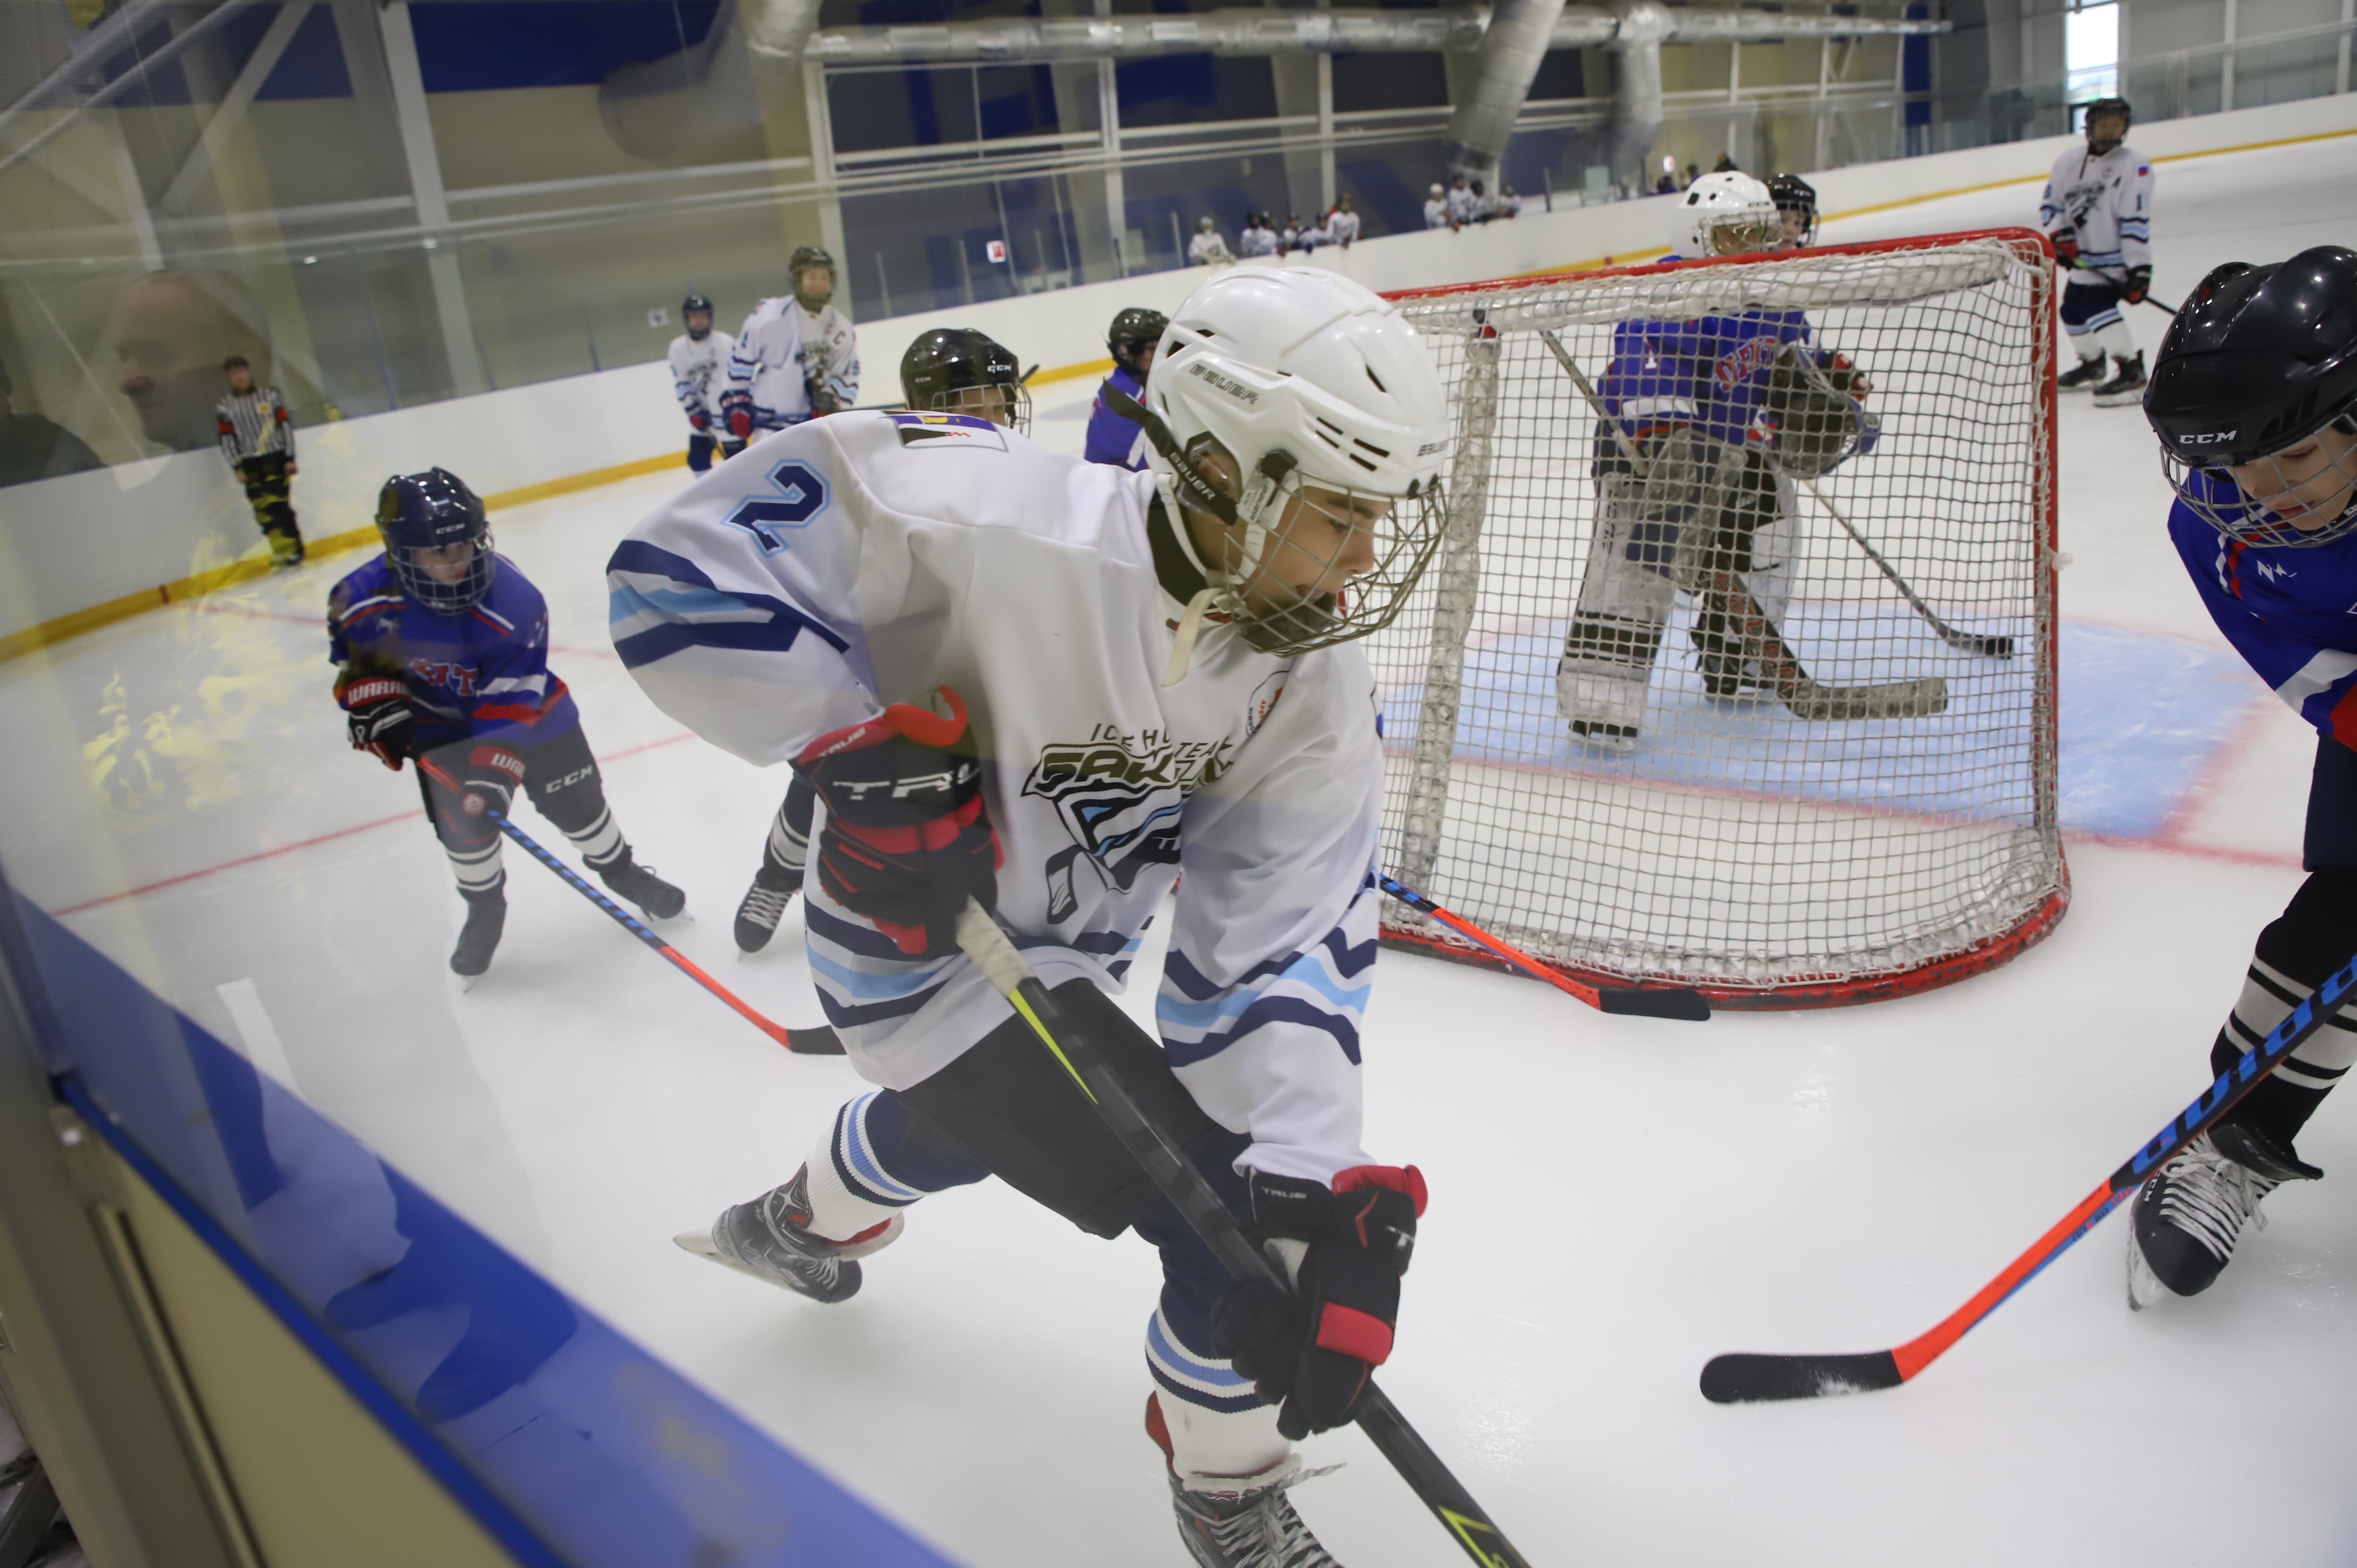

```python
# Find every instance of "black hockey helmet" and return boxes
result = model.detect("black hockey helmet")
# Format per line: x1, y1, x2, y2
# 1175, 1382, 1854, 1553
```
682, 292, 714, 338
2083, 96, 2133, 153
377, 467, 495, 612
1107, 307, 1168, 379
789, 245, 835, 309
1767, 173, 1819, 247
900, 328, 1030, 434
2146, 246, 2357, 547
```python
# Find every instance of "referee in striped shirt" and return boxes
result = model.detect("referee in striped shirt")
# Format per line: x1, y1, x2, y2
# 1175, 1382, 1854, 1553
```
217, 355, 304, 567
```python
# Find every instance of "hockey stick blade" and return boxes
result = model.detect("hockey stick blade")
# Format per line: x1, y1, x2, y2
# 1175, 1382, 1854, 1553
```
1380, 875, 1711, 1021
1781, 675, 1947, 723
1699, 949, 2357, 1404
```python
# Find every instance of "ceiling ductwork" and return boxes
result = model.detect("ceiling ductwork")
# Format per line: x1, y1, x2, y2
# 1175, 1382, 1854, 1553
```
598, 0, 822, 159
1443, 0, 1568, 181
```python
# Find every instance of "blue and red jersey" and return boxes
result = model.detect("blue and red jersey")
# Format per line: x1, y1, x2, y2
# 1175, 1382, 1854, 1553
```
327, 554, 580, 749
1598, 305, 1820, 454
1083, 365, 1151, 470
2169, 474, 2357, 748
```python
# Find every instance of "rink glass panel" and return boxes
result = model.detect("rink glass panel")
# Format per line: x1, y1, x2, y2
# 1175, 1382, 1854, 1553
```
1369, 231, 2066, 1005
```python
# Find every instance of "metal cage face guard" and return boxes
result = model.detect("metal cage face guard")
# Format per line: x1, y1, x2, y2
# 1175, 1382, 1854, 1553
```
388, 532, 499, 612
1199, 464, 1449, 655
1703, 215, 1779, 257
2160, 431, 2357, 548
918, 383, 1032, 436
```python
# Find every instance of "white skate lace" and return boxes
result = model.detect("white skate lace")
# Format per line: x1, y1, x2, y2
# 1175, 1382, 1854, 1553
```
1194, 1465, 1344, 1568
739, 884, 792, 931
2156, 1134, 2279, 1265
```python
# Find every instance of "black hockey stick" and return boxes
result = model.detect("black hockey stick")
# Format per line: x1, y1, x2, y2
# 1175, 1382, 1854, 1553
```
416, 756, 843, 1055
954, 901, 1533, 1568
1700, 948, 2357, 1404
1380, 875, 1710, 1021
1794, 479, 2016, 659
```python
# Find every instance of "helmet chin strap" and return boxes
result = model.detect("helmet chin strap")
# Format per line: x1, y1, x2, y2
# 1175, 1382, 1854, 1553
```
1105, 382, 1301, 682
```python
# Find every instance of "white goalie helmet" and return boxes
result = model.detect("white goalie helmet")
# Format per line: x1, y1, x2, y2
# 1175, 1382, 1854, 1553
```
1136, 263, 1453, 661
1679, 171, 1779, 258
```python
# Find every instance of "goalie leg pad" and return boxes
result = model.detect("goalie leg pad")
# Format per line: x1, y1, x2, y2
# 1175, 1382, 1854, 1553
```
1559, 469, 1682, 736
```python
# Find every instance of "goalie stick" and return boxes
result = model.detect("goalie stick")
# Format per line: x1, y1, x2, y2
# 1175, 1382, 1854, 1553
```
415, 756, 843, 1056
1535, 329, 1947, 723
1379, 875, 1711, 1021
953, 900, 1534, 1568
1793, 478, 2016, 659
1700, 947, 2357, 1404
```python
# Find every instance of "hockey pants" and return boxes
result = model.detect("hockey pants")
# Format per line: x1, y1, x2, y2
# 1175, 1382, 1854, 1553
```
1558, 432, 1796, 734
687, 431, 720, 473
2060, 278, 2137, 364
416, 725, 627, 894
786, 980, 1292, 1477
236, 453, 303, 563
2206, 736, 2357, 1152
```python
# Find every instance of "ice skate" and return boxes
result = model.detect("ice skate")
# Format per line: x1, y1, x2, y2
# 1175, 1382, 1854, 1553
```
450, 887, 505, 988
598, 851, 687, 922
1169, 1455, 1345, 1568
2092, 351, 2147, 407
675, 1166, 902, 1306
2055, 356, 2107, 392
2127, 1126, 2321, 1309
733, 863, 802, 954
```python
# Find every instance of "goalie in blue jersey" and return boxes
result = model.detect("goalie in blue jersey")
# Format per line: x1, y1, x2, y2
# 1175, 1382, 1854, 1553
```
1554, 172, 1939, 744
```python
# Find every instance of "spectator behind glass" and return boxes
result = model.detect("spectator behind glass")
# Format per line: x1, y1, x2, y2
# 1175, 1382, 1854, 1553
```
1186, 216, 1234, 266
103, 269, 275, 452
1324, 193, 1362, 249
1237, 212, 1278, 258
0, 355, 104, 487
1424, 184, 1450, 229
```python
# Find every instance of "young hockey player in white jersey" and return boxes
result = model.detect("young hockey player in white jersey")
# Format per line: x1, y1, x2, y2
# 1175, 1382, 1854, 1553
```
667, 293, 727, 472
1556, 172, 1913, 745
718, 245, 860, 457
2040, 96, 2155, 406
611, 265, 1449, 1566
726, 325, 1035, 956
2129, 245, 2357, 1308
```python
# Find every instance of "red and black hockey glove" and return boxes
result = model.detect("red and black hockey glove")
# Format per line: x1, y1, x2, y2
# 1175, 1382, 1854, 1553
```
688, 410, 710, 432
1211, 1165, 1427, 1440
794, 686, 1000, 958
457, 744, 525, 820
342, 676, 414, 771
2122, 264, 2152, 304
2050, 228, 2080, 266
720, 388, 755, 442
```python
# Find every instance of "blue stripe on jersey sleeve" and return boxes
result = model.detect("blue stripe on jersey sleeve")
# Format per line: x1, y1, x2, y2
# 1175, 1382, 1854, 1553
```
606, 539, 847, 667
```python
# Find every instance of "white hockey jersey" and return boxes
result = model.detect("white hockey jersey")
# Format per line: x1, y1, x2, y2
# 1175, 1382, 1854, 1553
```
608, 412, 1385, 1184
2039, 142, 2154, 272
668, 331, 727, 427
801, 301, 860, 410
723, 299, 861, 431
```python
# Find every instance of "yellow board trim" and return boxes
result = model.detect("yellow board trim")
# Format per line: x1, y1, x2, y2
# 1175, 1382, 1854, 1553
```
1029, 355, 1116, 387
0, 450, 685, 669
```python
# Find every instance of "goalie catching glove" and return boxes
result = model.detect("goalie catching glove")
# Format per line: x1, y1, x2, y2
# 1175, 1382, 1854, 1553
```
1211, 1165, 1427, 1439
342, 676, 414, 770
794, 686, 1001, 958
1764, 346, 1879, 479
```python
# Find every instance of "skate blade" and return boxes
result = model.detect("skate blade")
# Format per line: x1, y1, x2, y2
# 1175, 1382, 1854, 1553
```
2126, 1233, 2166, 1312
456, 972, 484, 994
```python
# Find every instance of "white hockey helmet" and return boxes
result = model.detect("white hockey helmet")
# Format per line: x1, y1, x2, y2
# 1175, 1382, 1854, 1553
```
1679, 172, 1779, 258
1133, 263, 1453, 660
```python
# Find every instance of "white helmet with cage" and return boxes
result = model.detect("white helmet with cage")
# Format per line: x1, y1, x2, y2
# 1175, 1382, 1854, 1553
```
1133, 263, 1452, 661
1678, 171, 1779, 258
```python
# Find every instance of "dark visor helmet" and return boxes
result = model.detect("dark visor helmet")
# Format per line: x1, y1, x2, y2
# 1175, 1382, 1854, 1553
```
378, 467, 496, 611
900, 328, 1030, 434
1108, 307, 1168, 378
2146, 246, 2357, 547
682, 292, 714, 338
2083, 96, 2133, 153
1767, 174, 1819, 246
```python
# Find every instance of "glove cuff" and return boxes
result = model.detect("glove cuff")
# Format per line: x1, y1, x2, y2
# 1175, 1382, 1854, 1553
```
344, 677, 406, 709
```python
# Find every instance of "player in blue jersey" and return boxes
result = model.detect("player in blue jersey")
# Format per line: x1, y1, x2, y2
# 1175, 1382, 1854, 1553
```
1084, 306, 1168, 470
330, 468, 684, 982
1556, 172, 1931, 743
2129, 245, 2357, 1307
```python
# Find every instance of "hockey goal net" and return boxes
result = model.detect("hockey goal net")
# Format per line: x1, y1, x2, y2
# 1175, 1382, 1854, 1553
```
1369, 229, 2067, 1008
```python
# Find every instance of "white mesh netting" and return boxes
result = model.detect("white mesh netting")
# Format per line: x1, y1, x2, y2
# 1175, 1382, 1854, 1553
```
1371, 231, 2067, 1005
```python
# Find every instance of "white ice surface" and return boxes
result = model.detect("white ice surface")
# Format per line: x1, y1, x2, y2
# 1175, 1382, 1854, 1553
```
5, 143, 2355, 1567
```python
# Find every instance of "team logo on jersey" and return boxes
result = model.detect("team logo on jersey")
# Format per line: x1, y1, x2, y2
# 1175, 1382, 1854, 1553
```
406, 658, 478, 697
2255, 559, 2296, 583
889, 411, 1008, 451
1022, 725, 1236, 923
1712, 335, 1783, 393
723, 458, 830, 553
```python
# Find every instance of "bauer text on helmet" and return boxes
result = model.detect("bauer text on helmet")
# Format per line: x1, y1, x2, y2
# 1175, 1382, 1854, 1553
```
2145, 246, 2357, 548
1143, 264, 1451, 656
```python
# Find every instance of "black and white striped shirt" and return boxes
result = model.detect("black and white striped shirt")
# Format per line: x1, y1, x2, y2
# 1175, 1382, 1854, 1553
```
216, 386, 294, 463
